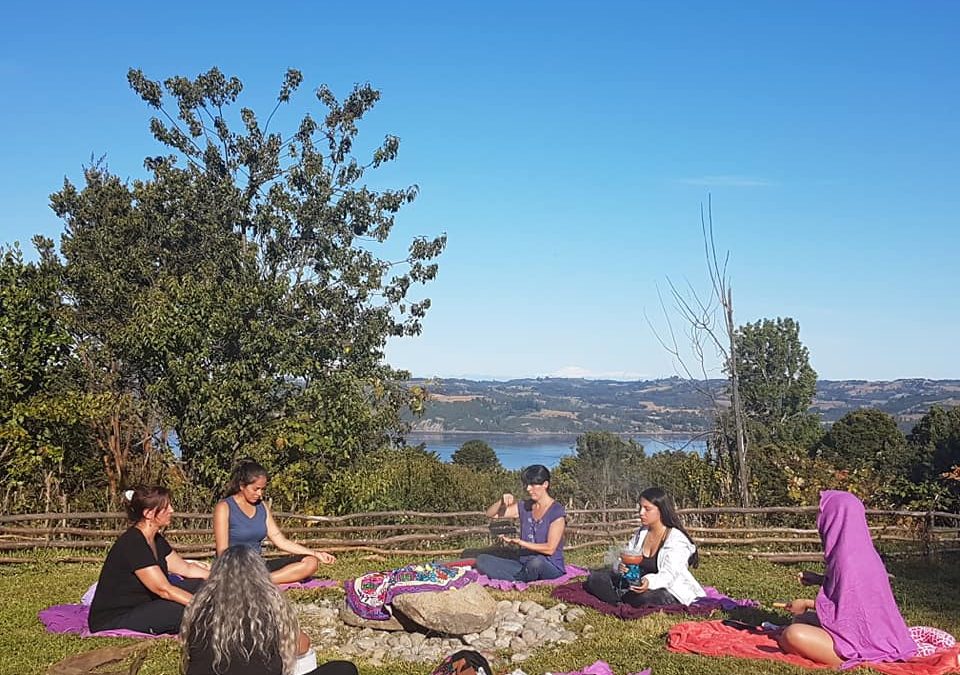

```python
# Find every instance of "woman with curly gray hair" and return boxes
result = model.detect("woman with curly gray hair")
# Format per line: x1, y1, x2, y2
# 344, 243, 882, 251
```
180, 546, 356, 675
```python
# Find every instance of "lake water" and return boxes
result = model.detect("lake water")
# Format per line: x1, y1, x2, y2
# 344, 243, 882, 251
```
406, 433, 707, 470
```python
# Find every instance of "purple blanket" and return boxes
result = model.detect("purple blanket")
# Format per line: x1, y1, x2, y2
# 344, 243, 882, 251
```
278, 578, 339, 591
49, 578, 340, 639
39, 604, 173, 639
551, 581, 758, 620
474, 564, 589, 591
551, 661, 651, 675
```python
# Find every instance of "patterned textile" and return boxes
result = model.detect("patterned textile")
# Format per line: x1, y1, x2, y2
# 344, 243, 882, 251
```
344, 563, 477, 621
911, 626, 957, 658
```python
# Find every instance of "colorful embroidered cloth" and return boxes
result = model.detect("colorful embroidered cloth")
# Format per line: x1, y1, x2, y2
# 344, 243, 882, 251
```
551, 581, 757, 619
667, 620, 960, 675
474, 564, 589, 591
344, 563, 477, 621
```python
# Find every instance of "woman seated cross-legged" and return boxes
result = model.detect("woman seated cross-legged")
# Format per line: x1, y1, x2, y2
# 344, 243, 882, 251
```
775, 490, 917, 668
88, 485, 210, 635
585, 486, 706, 608
475, 464, 567, 582
181, 545, 357, 675
214, 458, 336, 585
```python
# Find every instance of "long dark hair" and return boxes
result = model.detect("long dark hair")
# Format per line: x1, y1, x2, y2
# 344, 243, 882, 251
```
124, 485, 172, 524
225, 458, 268, 497
640, 486, 699, 568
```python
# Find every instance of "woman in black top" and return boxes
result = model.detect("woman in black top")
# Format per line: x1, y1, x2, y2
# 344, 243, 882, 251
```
180, 545, 357, 675
88, 485, 209, 634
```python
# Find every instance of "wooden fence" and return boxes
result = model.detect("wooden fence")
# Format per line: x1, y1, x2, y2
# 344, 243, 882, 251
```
1, 506, 959, 564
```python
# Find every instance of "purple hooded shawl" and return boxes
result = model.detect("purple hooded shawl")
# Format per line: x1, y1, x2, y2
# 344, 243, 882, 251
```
815, 490, 916, 669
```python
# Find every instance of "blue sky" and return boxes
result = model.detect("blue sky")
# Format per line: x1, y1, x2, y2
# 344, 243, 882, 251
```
1, 2, 957, 381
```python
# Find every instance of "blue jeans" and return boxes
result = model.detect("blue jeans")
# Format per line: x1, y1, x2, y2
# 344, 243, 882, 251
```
475, 553, 564, 582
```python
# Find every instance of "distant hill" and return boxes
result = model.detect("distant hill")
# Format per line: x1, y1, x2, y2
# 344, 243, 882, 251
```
406, 377, 960, 435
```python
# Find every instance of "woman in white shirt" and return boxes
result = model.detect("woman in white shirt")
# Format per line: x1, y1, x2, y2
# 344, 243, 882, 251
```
585, 487, 706, 607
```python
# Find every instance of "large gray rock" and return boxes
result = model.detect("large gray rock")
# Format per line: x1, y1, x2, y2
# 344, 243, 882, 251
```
392, 583, 496, 635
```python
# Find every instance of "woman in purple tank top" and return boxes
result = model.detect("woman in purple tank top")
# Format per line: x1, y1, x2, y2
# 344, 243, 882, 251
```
475, 465, 567, 582
214, 459, 337, 585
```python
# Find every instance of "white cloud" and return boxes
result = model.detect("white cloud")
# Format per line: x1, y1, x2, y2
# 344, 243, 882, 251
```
549, 366, 649, 380
678, 175, 774, 188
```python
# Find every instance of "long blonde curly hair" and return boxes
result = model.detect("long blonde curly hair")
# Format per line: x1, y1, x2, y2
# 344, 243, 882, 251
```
180, 546, 300, 675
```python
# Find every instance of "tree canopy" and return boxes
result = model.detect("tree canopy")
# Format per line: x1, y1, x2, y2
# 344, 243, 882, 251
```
3, 67, 445, 509
818, 408, 910, 473
733, 317, 821, 446
451, 439, 502, 472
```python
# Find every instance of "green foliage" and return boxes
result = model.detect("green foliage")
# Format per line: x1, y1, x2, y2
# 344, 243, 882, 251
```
451, 439, 502, 471
908, 405, 960, 479
818, 408, 913, 474
319, 446, 514, 514
636, 449, 722, 508
710, 317, 823, 506
733, 317, 821, 447
0, 242, 69, 408
0, 243, 107, 509
46, 67, 445, 496
550, 432, 647, 507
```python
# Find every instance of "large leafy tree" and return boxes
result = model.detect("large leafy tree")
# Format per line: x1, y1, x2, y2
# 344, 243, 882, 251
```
50, 68, 445, 495
452, 439, 502, 472
711, 317, 822, 504
733, 317, 821, 446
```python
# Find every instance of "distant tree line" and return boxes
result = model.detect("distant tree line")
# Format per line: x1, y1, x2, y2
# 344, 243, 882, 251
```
531, 318, 960, 512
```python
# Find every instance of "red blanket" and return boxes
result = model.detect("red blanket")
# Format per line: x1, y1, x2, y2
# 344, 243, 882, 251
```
667, 620, 960, 675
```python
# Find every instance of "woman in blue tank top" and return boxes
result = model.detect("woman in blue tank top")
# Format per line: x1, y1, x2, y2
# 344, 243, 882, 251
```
213, 459, 336, 584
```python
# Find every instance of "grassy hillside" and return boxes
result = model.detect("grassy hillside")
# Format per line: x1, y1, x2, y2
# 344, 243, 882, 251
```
406, 377, 960, 434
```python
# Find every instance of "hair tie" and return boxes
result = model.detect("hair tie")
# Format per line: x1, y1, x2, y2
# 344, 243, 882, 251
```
123, 489, 135, 501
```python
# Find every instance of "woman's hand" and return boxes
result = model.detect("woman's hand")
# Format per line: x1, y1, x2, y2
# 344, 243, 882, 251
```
617, 563, 627, 574
785, 598, 815, 615
629, 578, 650, 593
499, 535, 520, 547
797, 570, 824, 586
313, 551, 336, 564
501, 493, 516, 508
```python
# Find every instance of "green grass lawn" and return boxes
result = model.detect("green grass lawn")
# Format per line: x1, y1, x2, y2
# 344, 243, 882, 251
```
3, 550, 958, 675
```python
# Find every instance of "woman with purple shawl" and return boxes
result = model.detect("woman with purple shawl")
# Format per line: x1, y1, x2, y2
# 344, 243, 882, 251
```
776, 490, 916, 669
